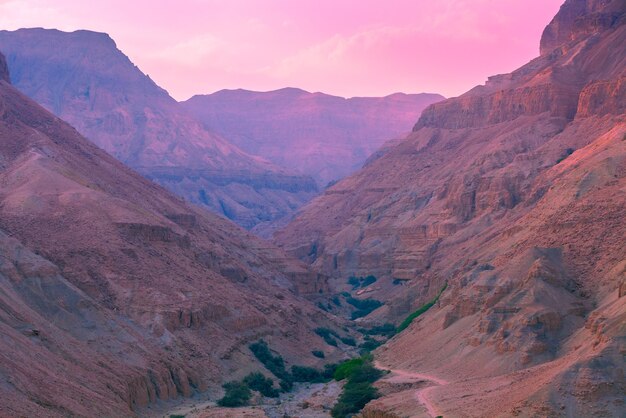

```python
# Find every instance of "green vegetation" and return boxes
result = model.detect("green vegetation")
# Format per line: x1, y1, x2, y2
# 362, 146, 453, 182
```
397, 283, 448, 333
333, 356, 367, 381
249, 339, 292, 389
217, 381, 251, 407
312, 350, 325, 358
243, 372, 279, 397
331, 355, 384, 417
359, 323, 397, 337
169, 415, 186, 418
315, 327, 339, 347
346, 297, 383, 319
291, 365, 326, 383
347, 275, 377, 289
359, 336, 383, 354
340, 336, 357, 346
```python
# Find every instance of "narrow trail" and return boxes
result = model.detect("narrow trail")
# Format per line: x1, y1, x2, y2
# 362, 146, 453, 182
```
374, 361, 448, 418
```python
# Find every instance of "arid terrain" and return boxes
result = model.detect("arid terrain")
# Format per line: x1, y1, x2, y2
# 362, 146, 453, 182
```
0, 51, 350, 417
0, 0, 624, 417
276, 0, 626, 416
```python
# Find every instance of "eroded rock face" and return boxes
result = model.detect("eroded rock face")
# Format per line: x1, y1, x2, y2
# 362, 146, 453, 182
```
540, 0, 626, 55
0, 29, 318, 230
0, 52, 341, 417
277, 1, 626, 416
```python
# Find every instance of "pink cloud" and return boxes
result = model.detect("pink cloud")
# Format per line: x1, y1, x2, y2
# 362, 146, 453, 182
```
0, 0, 564, 99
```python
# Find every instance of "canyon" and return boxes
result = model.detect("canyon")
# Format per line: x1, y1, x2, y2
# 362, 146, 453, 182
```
0, 52, 347, 417
0, 0, 623, 417
276, 0, 626, 416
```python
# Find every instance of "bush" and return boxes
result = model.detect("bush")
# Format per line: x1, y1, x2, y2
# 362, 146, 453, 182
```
312, 350, 325, 358
347, 275, 378, 290
218, 381, 251, 407
323, 363, 339, 379
249, 340, 292, 389
315, 327, 339, 347
291, 365, 326, 383
346, 297, 383, 319
333, 357, 366, 381
397, 283, 447, 332
359, 323, 396, 337
243, 372, 279, 397
331, 356, 382, 417
359, 337, 383, 354
340, 336, 357, 347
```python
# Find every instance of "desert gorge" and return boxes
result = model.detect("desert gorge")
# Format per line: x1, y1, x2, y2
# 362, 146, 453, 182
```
0, 0, 624, 417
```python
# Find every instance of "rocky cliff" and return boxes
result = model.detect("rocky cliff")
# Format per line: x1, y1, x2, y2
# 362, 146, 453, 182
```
0, 54, 341, 417
0, 29, 318, 230
276, 0, 625, 415
183, 88, 443, 186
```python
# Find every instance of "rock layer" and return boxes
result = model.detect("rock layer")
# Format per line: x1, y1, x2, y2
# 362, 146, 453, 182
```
277, 0, 626, 415
0, 55, 340, 417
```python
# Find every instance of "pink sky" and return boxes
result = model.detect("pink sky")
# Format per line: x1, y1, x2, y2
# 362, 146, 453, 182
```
0, 0, 564, 100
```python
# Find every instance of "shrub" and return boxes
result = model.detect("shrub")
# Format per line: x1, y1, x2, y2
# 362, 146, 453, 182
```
218, 381, 251, 407
331, 382, 379, 417
347, 275, 378, 289
243, 372, 279, 397
331, 356, 382, 417
333, 357, 366, 381
323, 363, 339, 379
362, 275, 377, 287
348, 276, 361, 289
291, 365, 325, 383
346, 297, 383, 319
359, 337, 383, 354
315, 327, 339, 347
311, 350, 325, 359
340, 336, 357, 347
332, 295, 342, 306
359, 323, 396, 337
397, 283, 447, 332
249, 340, 292, 389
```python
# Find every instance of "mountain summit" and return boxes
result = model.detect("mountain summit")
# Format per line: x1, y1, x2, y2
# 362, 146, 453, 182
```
0, 28, 318, 230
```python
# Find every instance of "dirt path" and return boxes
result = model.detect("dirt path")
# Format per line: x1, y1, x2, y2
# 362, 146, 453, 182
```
374, 361, 448, 417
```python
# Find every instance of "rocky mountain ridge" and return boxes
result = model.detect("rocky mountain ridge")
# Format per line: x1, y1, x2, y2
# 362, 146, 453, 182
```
183, 88, 443, 186
0, 54, 343, 417
276, 0, 626, 415
0, 28, 318, 230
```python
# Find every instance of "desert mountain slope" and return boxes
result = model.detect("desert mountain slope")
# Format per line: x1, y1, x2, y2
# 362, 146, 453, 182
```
183, 88, 443, 186
277, 0, 625, 415
0, 52, 342, 417
0, 28, 318, 230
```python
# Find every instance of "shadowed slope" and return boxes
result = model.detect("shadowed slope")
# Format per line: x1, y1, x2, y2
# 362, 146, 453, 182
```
0, 51, 340, 417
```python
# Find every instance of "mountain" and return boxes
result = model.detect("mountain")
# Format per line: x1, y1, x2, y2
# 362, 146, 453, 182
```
276, 0, 626, 415
183, 88, 443, 186
0, 51, 343, 417
0, 28, 318, 230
